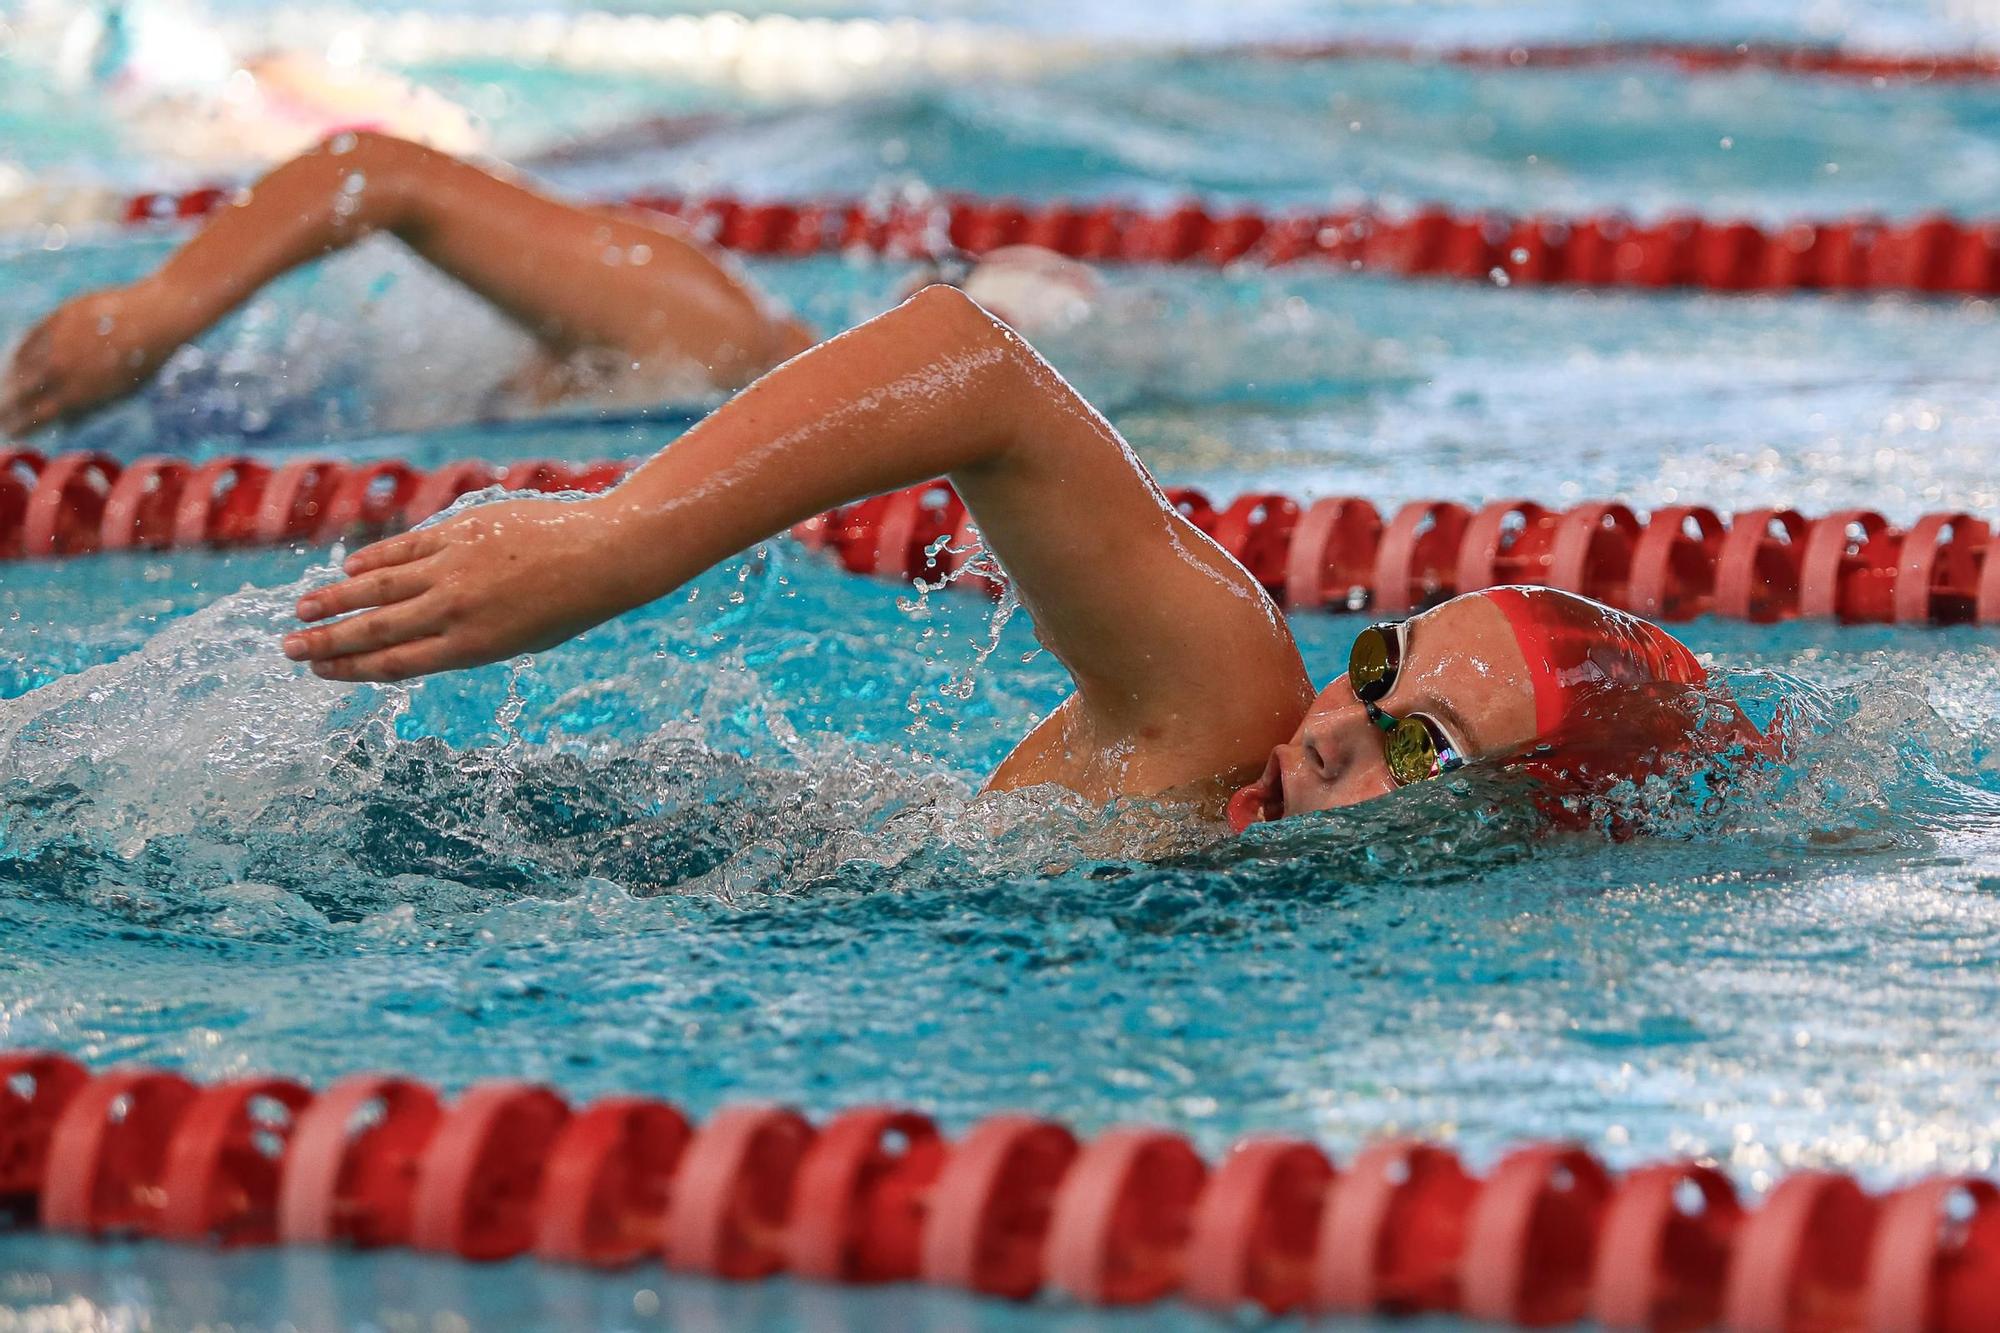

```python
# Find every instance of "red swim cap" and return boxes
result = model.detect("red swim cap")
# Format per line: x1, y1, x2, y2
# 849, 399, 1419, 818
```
1477, 585, 1706, 735
1474, 586, 1767, 810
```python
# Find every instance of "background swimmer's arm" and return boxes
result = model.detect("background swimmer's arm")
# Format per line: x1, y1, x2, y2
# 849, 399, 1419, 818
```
286, 285, 1313, 802
0, 133, 802, 433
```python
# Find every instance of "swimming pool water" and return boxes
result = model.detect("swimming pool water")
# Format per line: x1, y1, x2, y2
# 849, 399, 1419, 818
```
6, 502, 2000, 1325
6, 3, 2000, 1327
18, 244, 2000, 520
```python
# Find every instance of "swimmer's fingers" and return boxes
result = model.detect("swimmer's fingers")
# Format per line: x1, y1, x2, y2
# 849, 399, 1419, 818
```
295, 561, 437, 622
308, 638, 456, 685
283, 595, 446, 664
342, 528, 446, 576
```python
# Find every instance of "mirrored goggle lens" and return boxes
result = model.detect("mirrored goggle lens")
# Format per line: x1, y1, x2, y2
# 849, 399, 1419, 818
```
1348, 624, 1400, 703
1384, 715, 1452, 786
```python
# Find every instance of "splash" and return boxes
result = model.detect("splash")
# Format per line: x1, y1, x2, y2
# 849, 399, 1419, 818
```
0, 570, 407, 858
896, 532, 1018, 715
2, 507, 1992, 966
0, 550, 1197, 949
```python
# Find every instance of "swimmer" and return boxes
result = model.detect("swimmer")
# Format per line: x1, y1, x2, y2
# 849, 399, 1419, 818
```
0, 133, 1098, 435
276, 283, 1758, 825
42, 0, 482, 168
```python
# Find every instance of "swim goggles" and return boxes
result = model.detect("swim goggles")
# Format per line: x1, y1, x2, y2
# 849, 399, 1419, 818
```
1348, 622, 1466, 787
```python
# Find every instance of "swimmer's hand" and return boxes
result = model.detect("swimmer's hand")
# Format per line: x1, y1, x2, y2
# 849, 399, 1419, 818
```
1, 281, 191, 434
282, 498, 642, 682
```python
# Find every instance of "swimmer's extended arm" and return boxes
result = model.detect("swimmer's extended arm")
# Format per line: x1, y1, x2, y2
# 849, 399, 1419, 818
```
0, 133, 804, 434
286, 285, 1314, 804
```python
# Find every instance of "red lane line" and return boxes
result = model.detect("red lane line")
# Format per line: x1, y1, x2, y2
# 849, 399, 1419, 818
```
14, 1048, 1995, 1328
1238, 37, 2000, 81
105, 188, 2000, 299
4, 455, 1996, 627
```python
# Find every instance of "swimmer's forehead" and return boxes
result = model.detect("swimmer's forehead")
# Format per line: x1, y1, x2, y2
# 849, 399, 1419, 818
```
1380, 596, 1538, 754
1400, 595, 1525, 686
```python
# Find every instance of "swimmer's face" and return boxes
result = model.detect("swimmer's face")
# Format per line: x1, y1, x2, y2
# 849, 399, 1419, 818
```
1239, 595, 1540, 823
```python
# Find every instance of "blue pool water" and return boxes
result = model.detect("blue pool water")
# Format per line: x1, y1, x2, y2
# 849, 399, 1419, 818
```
6, 2, 2000, 1327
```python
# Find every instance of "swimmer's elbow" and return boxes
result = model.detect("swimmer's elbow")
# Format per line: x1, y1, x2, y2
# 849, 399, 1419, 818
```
900, 282, 1019, 359
303, 131, 436, 230
898, 281, 1042, 414
884, 285, 1039, 470
307, 130, 421, 179
315, 128, 395, 155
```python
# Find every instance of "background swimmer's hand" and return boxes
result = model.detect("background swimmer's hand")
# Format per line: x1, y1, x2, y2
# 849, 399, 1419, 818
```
0, 281, 189, 433
282, 497, 644, 682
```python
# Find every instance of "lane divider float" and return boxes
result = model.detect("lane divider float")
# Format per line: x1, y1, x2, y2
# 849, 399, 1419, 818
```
0, 1049, 1994, 1327
810, 482, 1999, 625
70, 188, 2000, 300
1250, 36, 2000, 81
4, 448, 1995, 628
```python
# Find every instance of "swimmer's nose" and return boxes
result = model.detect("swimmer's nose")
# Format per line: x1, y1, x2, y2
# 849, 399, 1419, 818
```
1272, 740, 1337, 812
1295, 715, 1360, 784
1288, 705, 1397, 811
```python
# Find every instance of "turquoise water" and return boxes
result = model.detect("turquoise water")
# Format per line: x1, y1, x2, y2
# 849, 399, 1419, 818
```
6, 3, 2000, 1328
0, 1234, 1495, 1331
9, 500, 2000, 1161
521, 58, 2000, 220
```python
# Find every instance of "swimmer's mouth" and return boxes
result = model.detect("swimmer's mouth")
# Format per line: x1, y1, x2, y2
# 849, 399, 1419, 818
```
1226, 752, 1286, 833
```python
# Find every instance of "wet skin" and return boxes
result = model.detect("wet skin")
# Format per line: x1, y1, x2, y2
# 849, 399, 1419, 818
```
1238, 595, 1540, 824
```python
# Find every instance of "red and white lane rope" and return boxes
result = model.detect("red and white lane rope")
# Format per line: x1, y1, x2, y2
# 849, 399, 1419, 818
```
3, 448, 1996, 628
1249, 36, 2000, 81
78, 187, 2000, 299
0, 1049, 1993, 1327
806, 481, 2000, 627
